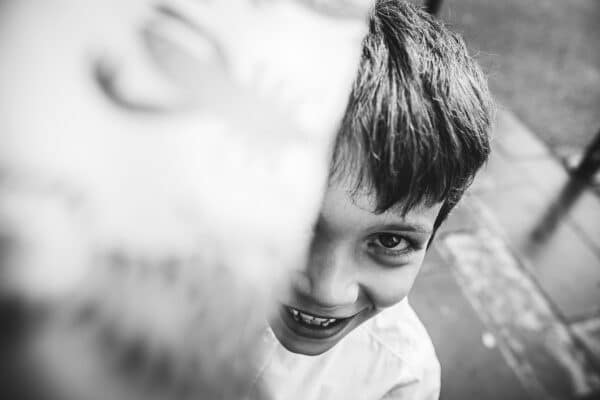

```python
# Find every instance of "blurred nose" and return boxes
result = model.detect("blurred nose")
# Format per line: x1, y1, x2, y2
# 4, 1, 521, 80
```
295, 237, 360, 308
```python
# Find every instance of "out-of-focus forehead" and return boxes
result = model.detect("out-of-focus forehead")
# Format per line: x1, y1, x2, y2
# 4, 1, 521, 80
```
159, 0, 370, 135
181, 0, 372, 17
292, 0, 372, 18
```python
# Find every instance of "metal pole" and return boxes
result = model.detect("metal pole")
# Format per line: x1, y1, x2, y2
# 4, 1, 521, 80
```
425, 0, 443, 15
573, 128, 600, 180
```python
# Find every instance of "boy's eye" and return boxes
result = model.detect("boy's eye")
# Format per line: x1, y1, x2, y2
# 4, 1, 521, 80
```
365, 233, 415, 262
366, 233, 418, 263
377, 233, 403, 249
367, 233, 413, 254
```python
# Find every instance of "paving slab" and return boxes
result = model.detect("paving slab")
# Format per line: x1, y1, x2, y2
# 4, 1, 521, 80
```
572, 318, 600, 371
472, 186, 600, 321
492, 110, 550, 160
470, 145, 533, 194
514, 157, 600, 255
461, 109, 600, 320
437, 229, 600, 399
410, 268, 532, 400
419, 242, 451, 277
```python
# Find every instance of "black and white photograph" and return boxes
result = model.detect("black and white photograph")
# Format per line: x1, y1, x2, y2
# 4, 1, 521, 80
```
0, 1, 599, 399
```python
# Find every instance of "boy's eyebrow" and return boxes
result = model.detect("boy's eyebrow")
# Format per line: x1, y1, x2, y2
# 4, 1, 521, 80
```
376, 222, 432, 234
314, 213, 432, 235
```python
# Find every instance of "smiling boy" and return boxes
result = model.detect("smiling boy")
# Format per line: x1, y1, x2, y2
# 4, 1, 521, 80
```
263, 1, 494, 399
0, 0, 491, 399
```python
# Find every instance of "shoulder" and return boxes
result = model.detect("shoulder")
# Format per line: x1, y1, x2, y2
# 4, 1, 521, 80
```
366, 299, 437, 364
365, 300, 441, 399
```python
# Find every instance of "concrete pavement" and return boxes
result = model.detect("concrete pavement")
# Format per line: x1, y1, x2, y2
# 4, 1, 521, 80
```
410, 108, 600, 400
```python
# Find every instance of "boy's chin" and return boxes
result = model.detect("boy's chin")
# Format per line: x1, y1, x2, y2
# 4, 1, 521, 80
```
276, 335, 335, 356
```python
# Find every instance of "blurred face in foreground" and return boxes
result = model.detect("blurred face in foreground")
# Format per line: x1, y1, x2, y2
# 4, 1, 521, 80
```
0, 0, 368, 276
0, 0, 369, 398
270, 181, 442, 356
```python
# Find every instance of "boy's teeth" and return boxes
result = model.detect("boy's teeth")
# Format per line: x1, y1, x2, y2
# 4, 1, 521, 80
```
287, 307, 338, 327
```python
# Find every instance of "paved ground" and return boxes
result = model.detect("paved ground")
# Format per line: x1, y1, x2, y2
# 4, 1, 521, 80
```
433, 0, 600, 155
409, 109, 600, 400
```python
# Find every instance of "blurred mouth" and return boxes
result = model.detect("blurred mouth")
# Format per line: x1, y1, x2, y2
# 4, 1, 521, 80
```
278, 305, 358, 340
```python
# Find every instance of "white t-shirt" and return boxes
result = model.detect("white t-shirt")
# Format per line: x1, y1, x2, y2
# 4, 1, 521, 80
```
246, 299, 440, 400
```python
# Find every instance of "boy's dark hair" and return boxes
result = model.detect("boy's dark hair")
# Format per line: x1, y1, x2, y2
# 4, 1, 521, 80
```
330, 0, 494, 233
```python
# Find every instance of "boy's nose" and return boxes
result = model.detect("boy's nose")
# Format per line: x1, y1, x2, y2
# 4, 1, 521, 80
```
295, 244, 360, 308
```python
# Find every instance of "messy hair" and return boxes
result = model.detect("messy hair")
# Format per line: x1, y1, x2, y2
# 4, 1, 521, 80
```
330, 0, 494, 231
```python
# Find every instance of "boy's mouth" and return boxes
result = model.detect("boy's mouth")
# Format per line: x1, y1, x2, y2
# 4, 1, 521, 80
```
278, 305, 355, 339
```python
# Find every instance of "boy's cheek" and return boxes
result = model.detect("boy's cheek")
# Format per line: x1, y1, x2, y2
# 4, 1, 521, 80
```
367, 264, 424, 309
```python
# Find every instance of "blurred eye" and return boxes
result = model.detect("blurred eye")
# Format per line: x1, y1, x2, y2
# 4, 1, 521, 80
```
93, 57, 177, 113
92, 7, 226, 114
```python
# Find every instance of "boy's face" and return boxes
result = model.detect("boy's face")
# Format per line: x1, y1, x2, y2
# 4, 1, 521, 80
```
270, 180, 442, 356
